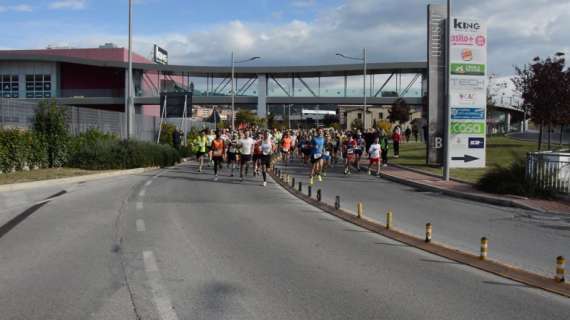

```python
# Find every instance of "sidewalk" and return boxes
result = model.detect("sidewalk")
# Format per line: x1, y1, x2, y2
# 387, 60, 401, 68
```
380, 164, 570, 214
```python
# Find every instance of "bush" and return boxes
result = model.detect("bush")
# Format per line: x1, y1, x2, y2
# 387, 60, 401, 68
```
476, 157, 554, 198
67, 133, 181, 170
33, 100, 70, 167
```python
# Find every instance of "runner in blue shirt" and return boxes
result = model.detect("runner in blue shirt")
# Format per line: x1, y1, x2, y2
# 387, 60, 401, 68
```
309, 128, 325, 186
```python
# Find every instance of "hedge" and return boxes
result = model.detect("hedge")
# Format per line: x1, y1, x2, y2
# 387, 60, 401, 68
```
0, 129, 48, 173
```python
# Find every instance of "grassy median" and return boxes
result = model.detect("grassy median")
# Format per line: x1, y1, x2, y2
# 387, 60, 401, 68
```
391, 136, 543, 184
0, 168, 101, 185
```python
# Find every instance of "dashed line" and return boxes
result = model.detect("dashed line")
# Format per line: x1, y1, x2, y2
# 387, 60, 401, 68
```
136, 201, 144, 211
139, 189, 146, 197
136, 219, 146, 232
143, 251, 180, 320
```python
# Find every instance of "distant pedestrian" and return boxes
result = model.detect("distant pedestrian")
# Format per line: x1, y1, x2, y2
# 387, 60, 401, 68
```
392, 127, 401, 158
404, 127, 412, 143
412, 126, 419, 142
380, 134, 389, 166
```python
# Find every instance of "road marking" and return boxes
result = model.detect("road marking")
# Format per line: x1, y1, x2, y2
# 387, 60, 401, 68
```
145, 180, 153, 187
136, 202, 144, 211
136, 219, 146, 232
139, 189, 146, 197
143, 251, 180, 320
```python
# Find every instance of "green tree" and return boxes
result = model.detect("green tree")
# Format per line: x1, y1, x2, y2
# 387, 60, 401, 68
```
33, 100, 69, 168
388, 98, 411, 124
514, 53, 569, 150
351, 118, 363, 130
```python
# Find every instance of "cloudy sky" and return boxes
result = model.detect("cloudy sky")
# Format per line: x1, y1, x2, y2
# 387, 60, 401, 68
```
1, 0, 569, 76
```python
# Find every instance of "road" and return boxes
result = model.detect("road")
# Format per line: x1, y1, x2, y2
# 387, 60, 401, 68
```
0, 162, 568, 319
278, 158, 570, 277
509, 131, 570, 145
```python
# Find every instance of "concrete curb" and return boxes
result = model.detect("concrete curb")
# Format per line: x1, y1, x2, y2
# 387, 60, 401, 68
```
376, 170, 543, 212
0, 167, 159, 192
269, 170, 570, 298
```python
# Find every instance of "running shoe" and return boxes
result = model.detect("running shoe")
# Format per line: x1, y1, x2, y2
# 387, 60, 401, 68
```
263, 181, 267, 187
214, 176, 218, 181
368, 170, 372, 175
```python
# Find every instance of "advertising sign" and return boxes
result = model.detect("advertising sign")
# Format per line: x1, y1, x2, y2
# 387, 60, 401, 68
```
448, 17, 487, 168
160, 92, 192, 118
153, 45, 168, 65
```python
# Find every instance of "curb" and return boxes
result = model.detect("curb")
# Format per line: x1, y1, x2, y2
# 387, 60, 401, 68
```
0, 167, 159, 192
269, 169, 570, 298
376, 170, 543, 212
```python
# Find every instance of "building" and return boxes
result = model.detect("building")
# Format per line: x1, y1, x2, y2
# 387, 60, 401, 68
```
340, 105, 423, 131
0, 46, 187, 117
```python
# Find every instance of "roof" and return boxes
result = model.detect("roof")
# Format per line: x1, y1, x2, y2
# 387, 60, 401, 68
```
0, 48, 152, 64
0, 48, 427, 77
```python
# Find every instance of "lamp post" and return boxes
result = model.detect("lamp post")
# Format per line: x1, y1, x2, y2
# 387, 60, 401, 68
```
231, 52, 260, 131
126, 0, 134, 139
337, 48, 367, 130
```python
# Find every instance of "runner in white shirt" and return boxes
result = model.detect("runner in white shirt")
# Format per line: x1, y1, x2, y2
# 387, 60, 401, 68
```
368, 137, 382, 176
238, 131, 255, 181
259, 131, 274, 187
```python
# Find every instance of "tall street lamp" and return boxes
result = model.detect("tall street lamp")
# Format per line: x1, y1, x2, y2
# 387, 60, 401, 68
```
336, 48, 367, 130
231, 52, 261, 131
126, 0, 134, 139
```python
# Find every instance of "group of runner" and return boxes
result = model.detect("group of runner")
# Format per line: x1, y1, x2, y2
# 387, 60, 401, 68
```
192, 127, 394, 187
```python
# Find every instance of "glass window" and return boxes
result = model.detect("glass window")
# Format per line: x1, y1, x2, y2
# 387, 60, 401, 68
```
0, 74, 19, 98
25, 74, 52, 99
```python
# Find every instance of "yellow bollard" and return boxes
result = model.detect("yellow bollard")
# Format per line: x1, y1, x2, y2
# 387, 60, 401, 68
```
386, 210, 393, 229
425, 223, 432, 243
357, 202, 363, 219
555, 256, 565, 283
480, 237, 488, 260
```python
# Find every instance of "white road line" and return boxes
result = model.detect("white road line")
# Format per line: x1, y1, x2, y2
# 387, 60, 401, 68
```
136, 202, 144, 211
139, 189, 146, 197
136, 219, 146, 232
142, 251, 180, 320
145, 180, 153, 187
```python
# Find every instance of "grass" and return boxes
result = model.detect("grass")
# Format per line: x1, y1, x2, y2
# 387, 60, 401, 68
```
391, 136, 555, 184
0, 168, 104, 185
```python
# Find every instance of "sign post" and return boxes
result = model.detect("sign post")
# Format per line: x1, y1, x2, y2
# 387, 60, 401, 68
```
446, 16, 487, 169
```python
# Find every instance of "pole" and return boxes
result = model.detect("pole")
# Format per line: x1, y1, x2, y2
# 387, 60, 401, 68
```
126, 0, 133, 140
289, 104, 292, 129
231, 51, 235, 131
183, 94, 188, 146
363, 47, 367, 130
443, 0, 452, 181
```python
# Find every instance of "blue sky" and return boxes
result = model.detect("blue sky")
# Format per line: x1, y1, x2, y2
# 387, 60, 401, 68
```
1, 0, 569, 75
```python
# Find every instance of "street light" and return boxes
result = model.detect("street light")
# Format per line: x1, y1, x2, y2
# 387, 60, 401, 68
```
336, 48, 367, 130
126, 0, 134, 139
231, 52, 261, 131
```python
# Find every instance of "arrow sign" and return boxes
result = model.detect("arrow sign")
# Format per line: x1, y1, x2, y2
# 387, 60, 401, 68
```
452, 155, 479, 163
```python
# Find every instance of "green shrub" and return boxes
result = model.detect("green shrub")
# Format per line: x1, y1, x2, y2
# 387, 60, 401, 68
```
67, 133, 181, 170
33, 100, 70, 167
159, 122, 177, 147
476, 157, 554, 198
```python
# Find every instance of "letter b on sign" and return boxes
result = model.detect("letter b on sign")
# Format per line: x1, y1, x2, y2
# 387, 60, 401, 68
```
434, 137, 443, 149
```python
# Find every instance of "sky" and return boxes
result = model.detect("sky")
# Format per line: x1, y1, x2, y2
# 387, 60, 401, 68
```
0, 0, 569, 76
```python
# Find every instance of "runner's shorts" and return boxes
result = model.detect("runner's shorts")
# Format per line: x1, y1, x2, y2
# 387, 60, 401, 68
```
310, 155, 322, 164
369, 158, 380, 165
227, 152, 237, 162
196, 151, 206, 158
240, 154, 252, 164
260, 155, 272, 167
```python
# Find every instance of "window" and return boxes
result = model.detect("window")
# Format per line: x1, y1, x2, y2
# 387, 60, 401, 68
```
0, 75, 19, 98
25, 74, 52, 98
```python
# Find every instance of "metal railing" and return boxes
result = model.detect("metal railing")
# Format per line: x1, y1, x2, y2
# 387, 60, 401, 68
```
0, 98, 158, 142
527, 152, 570, 194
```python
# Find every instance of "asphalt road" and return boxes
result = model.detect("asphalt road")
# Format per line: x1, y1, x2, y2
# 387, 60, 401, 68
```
0, 162, 569, 319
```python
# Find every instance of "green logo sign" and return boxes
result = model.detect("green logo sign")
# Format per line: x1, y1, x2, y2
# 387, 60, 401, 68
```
450, 122, 485, 134
451, 63, 485, 76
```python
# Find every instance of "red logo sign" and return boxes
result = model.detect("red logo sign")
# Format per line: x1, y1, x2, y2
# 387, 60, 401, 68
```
475, 35, 486, 47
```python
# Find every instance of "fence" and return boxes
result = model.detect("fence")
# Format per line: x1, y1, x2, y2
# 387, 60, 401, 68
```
527, 152, 570, 195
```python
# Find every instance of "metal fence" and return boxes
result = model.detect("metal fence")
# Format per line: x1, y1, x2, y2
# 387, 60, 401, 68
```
527, 152, 570, 194
0, 98, 160, 141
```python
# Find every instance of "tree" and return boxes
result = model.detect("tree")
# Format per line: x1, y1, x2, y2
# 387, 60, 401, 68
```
351, 118, 363, 131
235, 110, 259, 127
388, 98, 411, 124
323, 114, 340, 127
513, 53, 569, 150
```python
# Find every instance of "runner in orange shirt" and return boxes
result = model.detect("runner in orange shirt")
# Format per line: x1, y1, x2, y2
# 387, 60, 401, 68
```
210, 130, 225, 181
280, 132, 292, 167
